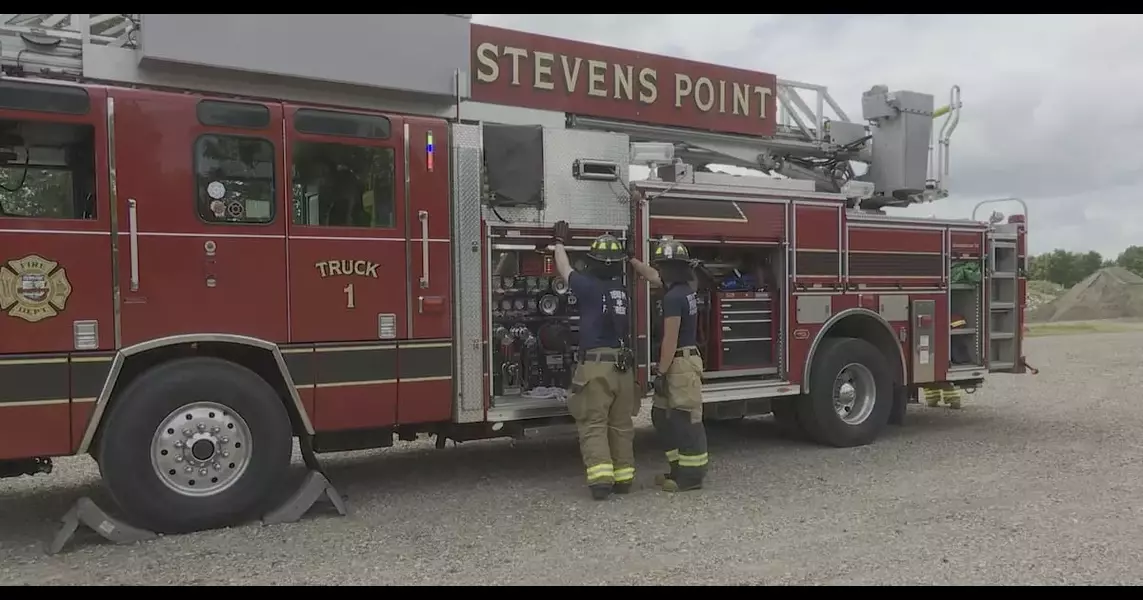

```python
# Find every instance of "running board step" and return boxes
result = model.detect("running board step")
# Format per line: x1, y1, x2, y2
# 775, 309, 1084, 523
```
701, 380, 801, 403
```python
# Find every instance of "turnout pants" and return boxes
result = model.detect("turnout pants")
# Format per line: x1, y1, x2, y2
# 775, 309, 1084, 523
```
567, 348, 637, 488
652, 347, 708, 489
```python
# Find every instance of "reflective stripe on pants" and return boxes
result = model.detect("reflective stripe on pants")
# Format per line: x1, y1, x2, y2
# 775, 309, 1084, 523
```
586, 463, 614, 483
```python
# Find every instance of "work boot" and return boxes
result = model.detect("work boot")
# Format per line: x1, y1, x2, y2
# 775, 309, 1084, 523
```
612, 482, 632, 495
654, 464, 680, 487
660, 478, 703, 493
589, 483, 613, 501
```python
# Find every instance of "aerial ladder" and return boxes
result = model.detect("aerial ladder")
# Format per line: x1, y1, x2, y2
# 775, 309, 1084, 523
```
571, 77, 962, 210
0, 13, 138, 74
1, 13, 963, 209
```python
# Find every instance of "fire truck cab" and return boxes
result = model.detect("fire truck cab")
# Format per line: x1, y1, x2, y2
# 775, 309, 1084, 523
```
0, 14, 1028, 536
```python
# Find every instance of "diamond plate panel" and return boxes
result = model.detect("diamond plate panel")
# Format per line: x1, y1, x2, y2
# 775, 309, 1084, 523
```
482, 128, 632, 232
452, 123, 486, 423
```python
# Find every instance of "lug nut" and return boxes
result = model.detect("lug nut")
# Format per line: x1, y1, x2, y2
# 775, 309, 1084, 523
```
211, 426, 220, 433
183, 429, 192, 437
221, 452, 229, 458
213, 462, 221, 470
199, 468, 208, 476
197, 423, 206, 431
220, 437, 229, 444
185, 466, 193, 473
174, 441, 184, 448
175, 456, 184, 463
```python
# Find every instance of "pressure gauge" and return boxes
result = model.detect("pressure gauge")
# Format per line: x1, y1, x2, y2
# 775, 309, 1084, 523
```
527, 298, 538, 312
566, 294, 578, 306
513, 298, 526, 311
500, 298, 513, 311
538, 294, 560, 316
551, 277, 569, 295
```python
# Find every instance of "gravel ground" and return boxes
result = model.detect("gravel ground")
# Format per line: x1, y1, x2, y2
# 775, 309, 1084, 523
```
3, 331, 1143, 586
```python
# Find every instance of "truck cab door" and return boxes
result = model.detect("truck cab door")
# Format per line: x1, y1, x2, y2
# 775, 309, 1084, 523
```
283, 105, 408, 432
0, 82, 113, 355
0, 81, 114, 459
284, 105, 408, 344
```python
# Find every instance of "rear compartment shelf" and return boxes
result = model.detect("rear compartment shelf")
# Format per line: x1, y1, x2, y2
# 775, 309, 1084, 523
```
949, 260, 984, 368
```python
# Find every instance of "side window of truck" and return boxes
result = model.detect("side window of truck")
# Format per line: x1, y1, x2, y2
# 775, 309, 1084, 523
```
0, 82, 98, 220
193, 134, 276, 224
290, 109, 395, 229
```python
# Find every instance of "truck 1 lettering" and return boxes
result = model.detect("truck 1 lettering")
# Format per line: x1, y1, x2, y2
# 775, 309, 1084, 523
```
471, 25, 779, 138
315, 260, 379, 279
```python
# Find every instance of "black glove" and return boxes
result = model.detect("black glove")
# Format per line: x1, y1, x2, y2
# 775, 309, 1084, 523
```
649, 367, 668, 397
552, 220, 570, 245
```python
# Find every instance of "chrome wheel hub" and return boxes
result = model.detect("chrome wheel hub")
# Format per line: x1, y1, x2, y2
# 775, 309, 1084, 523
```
832, 363, 876, 426
150, 402, 252, 497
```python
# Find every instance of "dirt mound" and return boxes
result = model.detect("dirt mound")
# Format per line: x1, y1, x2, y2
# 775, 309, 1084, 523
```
1027, 267, 1143, 322
1026, 280, 1065, 313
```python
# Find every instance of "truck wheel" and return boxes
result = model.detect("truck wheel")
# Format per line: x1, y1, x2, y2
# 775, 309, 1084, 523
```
796, 337, 893, 448
96, 356, 293, 534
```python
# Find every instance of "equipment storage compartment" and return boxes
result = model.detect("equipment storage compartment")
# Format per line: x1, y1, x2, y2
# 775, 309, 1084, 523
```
949, 258, 984, 368
649, 243, 783, 382
485, 234, 633, 421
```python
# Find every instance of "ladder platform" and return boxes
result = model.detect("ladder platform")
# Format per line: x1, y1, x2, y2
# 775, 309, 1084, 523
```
46, 496, 157, 555
262, 470, 348, 525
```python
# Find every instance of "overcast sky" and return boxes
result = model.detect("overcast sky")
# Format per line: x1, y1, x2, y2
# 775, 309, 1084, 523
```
472, 14, 1143, 257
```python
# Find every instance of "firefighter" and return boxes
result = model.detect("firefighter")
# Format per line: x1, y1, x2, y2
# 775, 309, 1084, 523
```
629, 239, 709, 492
550, 221, 637, 500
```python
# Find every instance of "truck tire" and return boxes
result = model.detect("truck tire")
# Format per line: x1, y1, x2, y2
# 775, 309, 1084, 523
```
796, 337, 893, 448
96, 356, 293, 534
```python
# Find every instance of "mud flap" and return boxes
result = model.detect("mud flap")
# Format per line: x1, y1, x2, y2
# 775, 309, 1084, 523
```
888, 382, 907, 426
46, 497, 158, 555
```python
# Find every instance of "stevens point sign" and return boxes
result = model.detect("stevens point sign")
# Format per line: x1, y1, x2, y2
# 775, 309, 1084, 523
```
470, 25, 779, 138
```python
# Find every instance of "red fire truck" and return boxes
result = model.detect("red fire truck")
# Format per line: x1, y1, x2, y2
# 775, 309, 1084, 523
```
0, 15, 1028, 535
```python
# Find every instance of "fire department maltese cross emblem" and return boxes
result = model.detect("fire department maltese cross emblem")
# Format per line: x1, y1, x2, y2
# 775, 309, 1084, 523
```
0, 255, 73, 323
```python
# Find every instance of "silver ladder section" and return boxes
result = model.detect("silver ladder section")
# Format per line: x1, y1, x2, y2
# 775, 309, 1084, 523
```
0, 14, 138, 76
974, 198, 1028, 373
926, 85, 962, 199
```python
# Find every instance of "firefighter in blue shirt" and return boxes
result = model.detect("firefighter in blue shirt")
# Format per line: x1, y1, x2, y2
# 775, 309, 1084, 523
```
550, 221, 637, 500
629, 238, 708, 492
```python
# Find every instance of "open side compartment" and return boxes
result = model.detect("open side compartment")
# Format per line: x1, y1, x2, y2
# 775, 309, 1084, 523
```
949, 256, 984, 369
647, 243, 784, 384
484, 232, 634, 421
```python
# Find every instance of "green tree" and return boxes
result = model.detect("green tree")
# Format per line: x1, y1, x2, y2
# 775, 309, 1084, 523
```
1027, 249, 1104, 288
0, 167, 73, 218
1115, 246, 1143, 276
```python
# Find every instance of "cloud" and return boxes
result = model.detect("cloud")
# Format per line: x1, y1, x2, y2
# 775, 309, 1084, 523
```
472, 14, 1143, 257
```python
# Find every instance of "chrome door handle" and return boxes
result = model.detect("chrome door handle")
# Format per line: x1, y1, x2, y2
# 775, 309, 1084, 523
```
127, 198, 139, 291
418, 210, 429, 289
